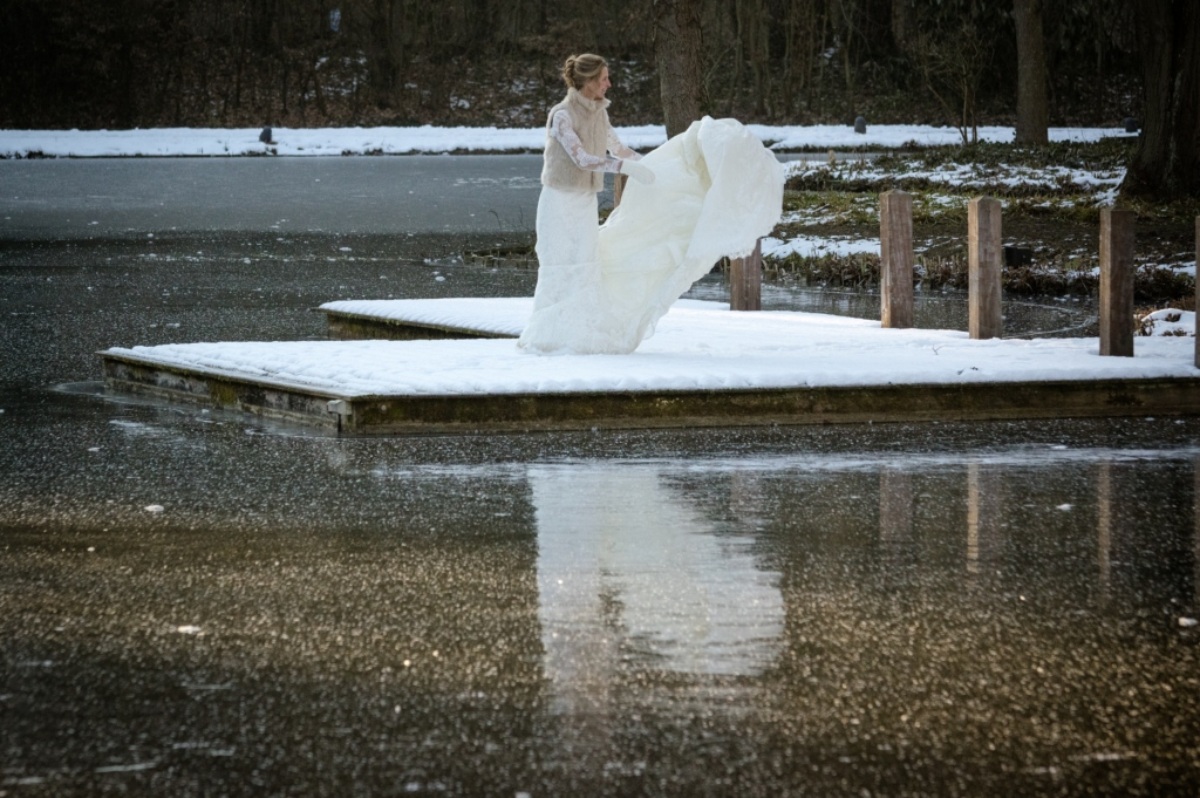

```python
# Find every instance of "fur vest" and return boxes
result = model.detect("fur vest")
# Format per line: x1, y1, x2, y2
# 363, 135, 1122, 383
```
541, 88, 611, 193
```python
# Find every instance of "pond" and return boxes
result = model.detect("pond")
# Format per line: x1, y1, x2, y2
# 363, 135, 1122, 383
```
1, 233, 1196, 796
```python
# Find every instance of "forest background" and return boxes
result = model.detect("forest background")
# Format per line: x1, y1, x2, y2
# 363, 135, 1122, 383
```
1, 0, 1195, 308
1, 0, 1196, 201
0, 0, 1143, 133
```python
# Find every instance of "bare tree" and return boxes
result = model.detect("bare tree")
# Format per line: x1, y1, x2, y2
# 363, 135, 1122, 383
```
913, 22, 991, 144
653, 0, 705, 137
891, 0, 913, 52
1013, 0, 1048, 144
1121, 0, 1200, 199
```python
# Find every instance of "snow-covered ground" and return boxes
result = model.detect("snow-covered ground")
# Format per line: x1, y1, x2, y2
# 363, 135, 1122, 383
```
103, 298, 1197, 398
16, 123, 1195, 393
0, 123, 1132, 159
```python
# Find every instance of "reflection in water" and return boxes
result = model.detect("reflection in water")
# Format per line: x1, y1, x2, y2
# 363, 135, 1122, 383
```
531, 463, 783, 704
4, 410, 1199, 794
965, 462, 1006, 575
1097, 461, 1114, 596
1196, 456, 1200, 606
879, 468, 913, 548
685, 276, 1095, 337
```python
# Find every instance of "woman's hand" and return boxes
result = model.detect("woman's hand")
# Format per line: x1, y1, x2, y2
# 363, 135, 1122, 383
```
621, 160, 656, 185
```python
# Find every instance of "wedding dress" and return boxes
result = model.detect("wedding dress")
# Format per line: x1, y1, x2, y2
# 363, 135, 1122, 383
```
518, 116, 785, 355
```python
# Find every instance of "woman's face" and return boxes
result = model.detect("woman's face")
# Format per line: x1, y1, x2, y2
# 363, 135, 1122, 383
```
581, 67, 611, 101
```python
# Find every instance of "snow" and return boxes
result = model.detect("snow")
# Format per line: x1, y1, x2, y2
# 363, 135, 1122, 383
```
102, 298, 1198, 398
761, 234, 881, 259
6, 122, 1188, 399
1141, 308, 1197, 337
787, 160, 1127, 193
0, 124, 1134, 159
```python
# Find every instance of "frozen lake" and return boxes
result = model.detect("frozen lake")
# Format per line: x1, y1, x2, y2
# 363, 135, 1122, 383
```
0, 154, 544, 239
1, 159, 1198, 795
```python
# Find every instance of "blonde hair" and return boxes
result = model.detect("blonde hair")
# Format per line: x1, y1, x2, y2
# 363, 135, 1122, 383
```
562, 53, 608, 91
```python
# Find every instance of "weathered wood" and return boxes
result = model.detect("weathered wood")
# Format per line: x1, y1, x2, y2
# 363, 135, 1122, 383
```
880, 190, 914, 328
1099, 208, 1136, 357
100, 348, 1200, 435
1195, 217, 1199, 369
323, 309, 512, 341
729, 239, 763, 311
613, 173, 628, 208
968, 196, 1003, 339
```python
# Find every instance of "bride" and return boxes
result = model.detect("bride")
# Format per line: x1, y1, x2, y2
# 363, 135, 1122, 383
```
517, 53, 784, 356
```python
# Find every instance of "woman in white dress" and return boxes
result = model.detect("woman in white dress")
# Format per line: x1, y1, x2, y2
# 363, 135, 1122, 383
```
517, 53, 654, 354
519, 54, 786, 355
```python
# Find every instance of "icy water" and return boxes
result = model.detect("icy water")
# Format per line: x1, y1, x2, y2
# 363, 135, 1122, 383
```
2, 234, 1199, 796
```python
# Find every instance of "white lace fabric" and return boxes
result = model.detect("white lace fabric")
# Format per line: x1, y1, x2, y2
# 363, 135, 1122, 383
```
548, 109, 640, 173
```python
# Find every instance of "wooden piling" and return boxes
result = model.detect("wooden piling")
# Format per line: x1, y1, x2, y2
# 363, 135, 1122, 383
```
613, 173, 628, 208
730, 239, 763, 311
968, 197, 1003, 339
1195, 217, 1199, 369
880, 190, 914, 328
1099, 208, 1135, 357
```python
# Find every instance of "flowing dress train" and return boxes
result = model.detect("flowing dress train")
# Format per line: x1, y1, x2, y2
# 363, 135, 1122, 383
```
518, 116, 785, 355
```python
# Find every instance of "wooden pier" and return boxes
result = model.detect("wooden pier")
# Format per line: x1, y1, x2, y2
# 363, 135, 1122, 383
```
97, 209, 1200, 436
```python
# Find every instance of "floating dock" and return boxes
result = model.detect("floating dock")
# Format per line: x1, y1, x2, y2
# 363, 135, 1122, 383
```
99, 298, 1199, 435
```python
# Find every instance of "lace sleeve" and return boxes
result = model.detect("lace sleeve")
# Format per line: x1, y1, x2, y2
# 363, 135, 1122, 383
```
607, 127, 641, 161
549, 110, 622, 173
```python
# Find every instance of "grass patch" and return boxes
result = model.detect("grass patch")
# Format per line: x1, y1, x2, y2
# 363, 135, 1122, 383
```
871, 137, 1136, 173
765, 250, 1193, 304
771, 139, 1197, 306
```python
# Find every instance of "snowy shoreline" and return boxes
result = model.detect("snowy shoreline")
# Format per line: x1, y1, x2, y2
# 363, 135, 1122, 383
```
0, 124, 1133, 159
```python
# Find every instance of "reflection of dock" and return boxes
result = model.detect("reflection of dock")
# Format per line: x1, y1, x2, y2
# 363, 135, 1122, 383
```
99, 297, 1199, 435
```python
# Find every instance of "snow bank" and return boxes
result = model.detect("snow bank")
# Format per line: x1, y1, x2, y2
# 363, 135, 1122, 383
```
0, 125, 1132, 159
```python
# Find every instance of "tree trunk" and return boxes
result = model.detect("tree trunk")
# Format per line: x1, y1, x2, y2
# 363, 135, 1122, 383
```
1122, 0, 1200, 199
891, 0, 913, 53
1013, 0, 1048, 145
653, 0, 704, 138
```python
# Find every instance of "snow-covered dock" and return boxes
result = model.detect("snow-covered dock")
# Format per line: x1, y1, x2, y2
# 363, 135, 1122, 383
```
99, 298, 1199, 435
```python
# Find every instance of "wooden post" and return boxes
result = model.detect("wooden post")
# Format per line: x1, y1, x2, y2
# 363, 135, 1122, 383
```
730, 239, 762, 311
1195, 217, 1199, 369
968, 197, 1003, 339
880, 190, 914, 328
613, 173, 628, 208
1099, 208, 1135, 357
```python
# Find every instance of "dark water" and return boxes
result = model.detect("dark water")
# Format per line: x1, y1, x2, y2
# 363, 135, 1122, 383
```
2, 234, 1198, 796
686, 275, 1097, 338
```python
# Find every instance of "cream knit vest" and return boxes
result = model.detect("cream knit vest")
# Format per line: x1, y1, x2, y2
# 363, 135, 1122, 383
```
540, 88, 611, 193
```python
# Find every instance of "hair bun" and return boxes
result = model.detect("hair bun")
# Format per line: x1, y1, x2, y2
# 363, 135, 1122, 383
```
561, 53, 604, 91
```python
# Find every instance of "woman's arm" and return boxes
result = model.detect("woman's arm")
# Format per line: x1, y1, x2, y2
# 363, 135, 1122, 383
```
549, 109, 622, 173
607, 127, 642, 161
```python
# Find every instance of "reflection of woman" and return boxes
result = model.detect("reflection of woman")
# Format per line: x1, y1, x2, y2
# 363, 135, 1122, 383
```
531, 463, 783, 681
518, 54, 653, 354
519, 54, 785, 355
